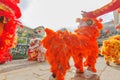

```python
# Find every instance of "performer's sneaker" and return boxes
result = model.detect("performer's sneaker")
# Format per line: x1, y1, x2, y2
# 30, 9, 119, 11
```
73, 69, 100, 80
49, 75, 56, 80
73, 69, 84, 80
87, 66, 96, 72
84, 69, 100, 80
76, 68, 84, 73
114, 60, 120, 65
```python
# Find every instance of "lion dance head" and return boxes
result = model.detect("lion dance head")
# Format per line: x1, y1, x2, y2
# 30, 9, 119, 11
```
0, 0, 22, 64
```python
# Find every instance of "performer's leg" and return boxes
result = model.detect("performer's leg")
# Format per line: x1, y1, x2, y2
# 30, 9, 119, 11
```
37, 52, 41, 62
49, 54, 70, 80
104, 56, 111, 65
72, 53, 84, 73
42, 53, 46, 61
49, 62, 70, 80
86, 54, 97, 72
85, 43, 98, 72
113, 56, 120, 65
49, 73, 56, 80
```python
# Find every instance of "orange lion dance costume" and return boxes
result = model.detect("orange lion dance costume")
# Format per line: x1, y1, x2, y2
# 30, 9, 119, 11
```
74, 18, 103, 73
0, 0, 22, 64
82, 0, 120, 66
101, 35, 120, 65
42, 18, 103, 80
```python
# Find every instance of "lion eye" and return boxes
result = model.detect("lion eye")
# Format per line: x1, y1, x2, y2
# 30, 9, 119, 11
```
86, 19, 93, 26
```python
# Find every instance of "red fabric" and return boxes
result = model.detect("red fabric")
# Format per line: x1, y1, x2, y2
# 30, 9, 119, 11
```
14, 0, 20, 3
0, 9, 14, 19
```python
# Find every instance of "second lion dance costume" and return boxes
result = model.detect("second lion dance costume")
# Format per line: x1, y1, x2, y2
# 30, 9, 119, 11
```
101, 35, 120, 65
82, 0, 120, 66
28, 38, 46, 62
42, 18, 103, 80
0, 0, 22, 64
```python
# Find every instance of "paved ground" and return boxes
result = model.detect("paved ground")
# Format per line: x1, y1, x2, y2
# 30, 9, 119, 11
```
0, 57, 120, 80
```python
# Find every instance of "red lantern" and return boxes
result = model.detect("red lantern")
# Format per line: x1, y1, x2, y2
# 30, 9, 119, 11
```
105, 29, 110, 34
116, 25, 120, 29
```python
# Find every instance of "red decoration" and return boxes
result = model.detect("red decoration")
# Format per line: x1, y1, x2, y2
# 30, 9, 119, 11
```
83, 0, 120, 18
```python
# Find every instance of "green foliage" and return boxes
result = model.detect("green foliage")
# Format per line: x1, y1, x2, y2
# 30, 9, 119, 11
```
17, 38, 25, 44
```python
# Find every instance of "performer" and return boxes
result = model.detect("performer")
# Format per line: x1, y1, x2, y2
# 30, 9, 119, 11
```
42, 17, 103, 80
81, 0, 120, 66
0, 0, 22, 64
72, 18, 102, 80
28, 38, 46, 62
82, 0, 120, 18
42, 29, 71, 80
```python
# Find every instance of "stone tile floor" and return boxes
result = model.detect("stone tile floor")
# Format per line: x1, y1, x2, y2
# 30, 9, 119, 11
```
0, 57, 120, 80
